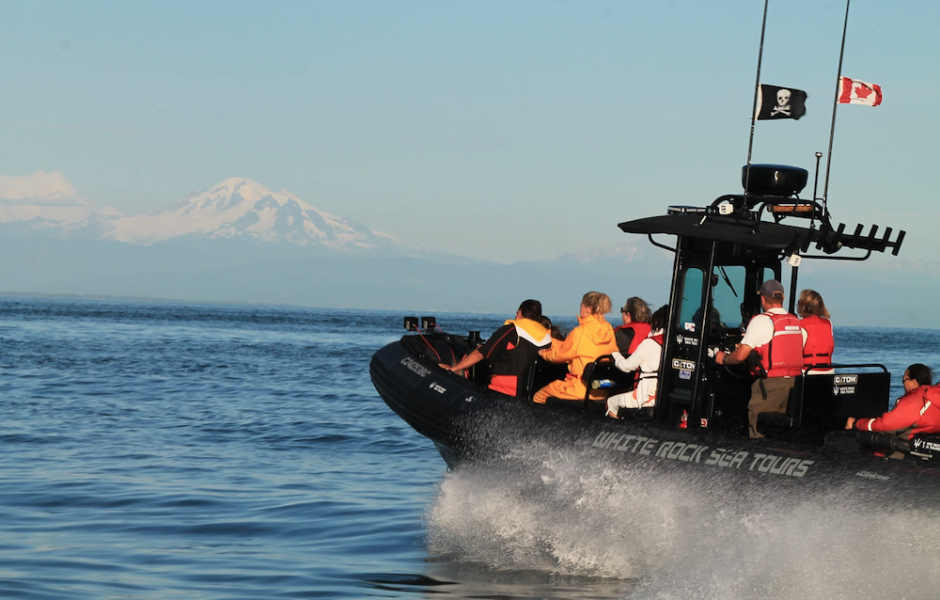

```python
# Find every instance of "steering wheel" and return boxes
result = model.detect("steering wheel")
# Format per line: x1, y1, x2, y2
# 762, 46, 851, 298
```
712, 346, 752, 381
721, 362, 753, 381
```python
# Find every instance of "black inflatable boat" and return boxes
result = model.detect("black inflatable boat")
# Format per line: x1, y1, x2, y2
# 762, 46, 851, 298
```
370, 165, 940, 499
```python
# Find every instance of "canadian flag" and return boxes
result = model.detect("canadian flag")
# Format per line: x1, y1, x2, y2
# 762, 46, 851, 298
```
839, 77, 883, 107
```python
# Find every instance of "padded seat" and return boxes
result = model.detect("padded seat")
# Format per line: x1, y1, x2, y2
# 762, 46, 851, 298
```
582, 355, 636, 399
537, 355, 636, 417
521, 358, 568, 400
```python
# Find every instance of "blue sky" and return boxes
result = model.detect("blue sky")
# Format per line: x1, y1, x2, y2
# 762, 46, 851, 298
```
2, 0, 937, 263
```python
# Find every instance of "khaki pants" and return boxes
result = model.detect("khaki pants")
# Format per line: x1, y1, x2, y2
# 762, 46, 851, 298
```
748, 377, 795, 438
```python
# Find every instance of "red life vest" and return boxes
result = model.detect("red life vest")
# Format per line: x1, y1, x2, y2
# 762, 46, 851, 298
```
616, 322, 652, 354
800, 315, 834, 368
754, 311, 803, 378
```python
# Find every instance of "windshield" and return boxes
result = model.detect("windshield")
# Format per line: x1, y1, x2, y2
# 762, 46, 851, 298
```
678, 267, 704, 333
711, 265, 746, 329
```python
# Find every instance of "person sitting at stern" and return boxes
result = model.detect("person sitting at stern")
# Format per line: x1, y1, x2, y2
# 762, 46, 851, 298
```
846, 364, 939, 447
533, 291, 618, 404
440, 299, 552, 397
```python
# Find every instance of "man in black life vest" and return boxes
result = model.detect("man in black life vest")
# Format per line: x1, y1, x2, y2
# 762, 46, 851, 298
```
715, 280, 804, 438
439, 299, 552, 398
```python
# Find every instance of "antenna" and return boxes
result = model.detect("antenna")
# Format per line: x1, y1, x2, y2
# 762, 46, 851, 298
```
743, 0, 771, 203
811, 151, 823, 228
821, 0, 852, 219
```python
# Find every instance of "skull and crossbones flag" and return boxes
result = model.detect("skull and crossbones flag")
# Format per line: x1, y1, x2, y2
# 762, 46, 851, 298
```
838, 77, 882, 107
755, 84, 807, 120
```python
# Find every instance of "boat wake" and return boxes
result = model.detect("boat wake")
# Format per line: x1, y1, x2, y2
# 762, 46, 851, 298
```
426, 436, 940, 600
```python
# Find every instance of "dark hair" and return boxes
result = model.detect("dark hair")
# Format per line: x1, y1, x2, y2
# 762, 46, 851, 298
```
649, 304, 669, 332
518, 299, 542, 320
907, 364, 933, 387
538, 315, 564, 339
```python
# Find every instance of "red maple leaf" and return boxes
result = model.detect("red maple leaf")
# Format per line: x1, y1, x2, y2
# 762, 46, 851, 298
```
854, 84, 872, 99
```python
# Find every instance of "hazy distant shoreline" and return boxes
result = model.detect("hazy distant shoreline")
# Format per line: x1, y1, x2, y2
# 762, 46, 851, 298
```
2, 290, 937, 332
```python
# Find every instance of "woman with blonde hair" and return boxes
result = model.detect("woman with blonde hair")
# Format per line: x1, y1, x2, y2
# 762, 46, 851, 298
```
533, 291, 618, 404
798, 289, 834, 373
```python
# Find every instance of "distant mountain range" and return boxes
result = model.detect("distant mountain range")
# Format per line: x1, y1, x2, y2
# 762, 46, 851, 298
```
0, 177, 414, 254
1, 176, 937, 328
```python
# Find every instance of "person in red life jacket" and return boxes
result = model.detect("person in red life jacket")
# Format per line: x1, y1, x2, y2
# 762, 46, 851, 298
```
533, 291, 619, 404
606, 304, 668, 417
798, 289, 834, 374
440, 299, 552, 397
846, 364, 939, 447
715, 280, 804, 438
613, 296, 652, 356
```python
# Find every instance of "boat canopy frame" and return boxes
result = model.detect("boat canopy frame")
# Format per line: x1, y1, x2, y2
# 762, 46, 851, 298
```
617, 194, 905, 435
619, 197, 904, 260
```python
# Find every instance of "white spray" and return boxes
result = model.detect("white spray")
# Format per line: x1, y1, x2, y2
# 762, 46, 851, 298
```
426, 438, 940, 600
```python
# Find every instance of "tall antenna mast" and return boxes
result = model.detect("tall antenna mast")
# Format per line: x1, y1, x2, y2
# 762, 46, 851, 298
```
743, 0, 771, 202
821, 0, 852, 218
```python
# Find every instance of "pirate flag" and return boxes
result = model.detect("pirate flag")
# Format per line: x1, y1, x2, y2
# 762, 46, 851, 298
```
755, 84, 807, 120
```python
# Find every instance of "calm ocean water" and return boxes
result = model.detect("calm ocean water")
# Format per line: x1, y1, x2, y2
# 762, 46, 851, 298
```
1, 298, 939, 600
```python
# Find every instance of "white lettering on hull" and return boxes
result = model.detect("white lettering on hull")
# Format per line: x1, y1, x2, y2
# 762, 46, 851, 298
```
592, 432, 814, 478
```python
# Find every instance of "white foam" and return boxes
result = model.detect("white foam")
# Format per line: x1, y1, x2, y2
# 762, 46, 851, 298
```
426, 441, 940, 599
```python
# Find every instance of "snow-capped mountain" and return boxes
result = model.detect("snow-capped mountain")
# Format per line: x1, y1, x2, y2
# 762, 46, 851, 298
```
104, 178, 399, 250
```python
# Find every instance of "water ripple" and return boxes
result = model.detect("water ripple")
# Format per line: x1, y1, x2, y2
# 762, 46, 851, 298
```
2, 298, 937, 599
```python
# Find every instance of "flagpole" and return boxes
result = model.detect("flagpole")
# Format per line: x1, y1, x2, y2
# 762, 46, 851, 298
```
744, 0, 770, 204
821, 0, 851, 219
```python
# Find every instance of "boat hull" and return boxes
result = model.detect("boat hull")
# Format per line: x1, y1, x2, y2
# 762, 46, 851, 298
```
371, 338, 940, 501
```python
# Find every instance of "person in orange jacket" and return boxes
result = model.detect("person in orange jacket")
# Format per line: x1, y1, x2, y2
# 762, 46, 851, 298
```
533, 291, 618, 404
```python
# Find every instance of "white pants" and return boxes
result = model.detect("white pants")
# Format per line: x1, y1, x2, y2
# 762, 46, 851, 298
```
607, 388, 654, 413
